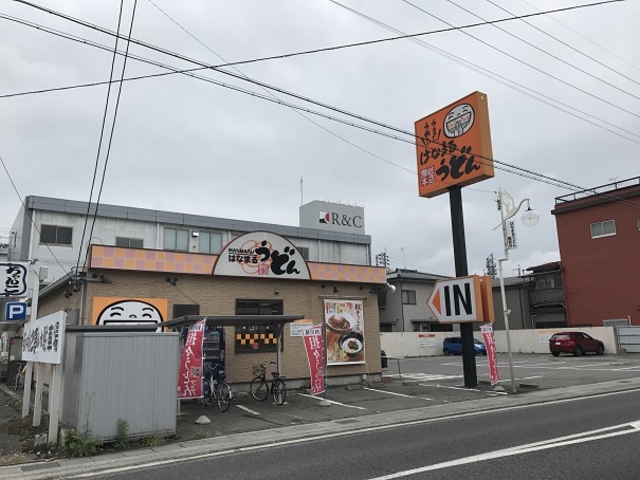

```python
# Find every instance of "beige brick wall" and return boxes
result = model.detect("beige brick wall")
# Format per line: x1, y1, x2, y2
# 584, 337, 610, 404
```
39, 270, 382, 385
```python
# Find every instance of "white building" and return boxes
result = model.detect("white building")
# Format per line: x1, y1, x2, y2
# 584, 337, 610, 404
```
9, 196, 372, 284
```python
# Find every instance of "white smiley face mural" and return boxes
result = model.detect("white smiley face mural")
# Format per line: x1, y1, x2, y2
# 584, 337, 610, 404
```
97, 299, 164, 332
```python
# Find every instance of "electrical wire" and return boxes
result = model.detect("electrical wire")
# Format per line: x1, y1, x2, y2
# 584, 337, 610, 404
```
0, 153, 69, 275
74, 0, 128, 277
485, 0, 640, 88
82, 0, 138, 273
4, 3, 640, 208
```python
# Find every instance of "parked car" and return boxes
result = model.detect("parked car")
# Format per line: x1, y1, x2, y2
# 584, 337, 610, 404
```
549, 332, 605, 356
442, 337, 487, 356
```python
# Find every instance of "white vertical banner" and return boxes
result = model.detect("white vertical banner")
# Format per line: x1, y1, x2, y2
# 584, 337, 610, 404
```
506, 221, 517, 250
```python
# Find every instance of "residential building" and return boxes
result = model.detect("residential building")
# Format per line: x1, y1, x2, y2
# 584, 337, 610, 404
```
552, 176, 640, 326
379, 268, 451, 332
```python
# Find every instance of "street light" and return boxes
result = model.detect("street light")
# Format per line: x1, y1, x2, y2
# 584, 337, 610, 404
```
493, 189, 539, 393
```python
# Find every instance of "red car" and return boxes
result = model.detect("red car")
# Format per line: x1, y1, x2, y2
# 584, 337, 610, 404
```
549, 332, 605, 356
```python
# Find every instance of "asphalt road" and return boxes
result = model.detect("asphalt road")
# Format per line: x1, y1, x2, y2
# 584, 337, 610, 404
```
90, 387, 640, 480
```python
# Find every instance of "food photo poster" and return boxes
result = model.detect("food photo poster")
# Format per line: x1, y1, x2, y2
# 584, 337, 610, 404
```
323, 299, 365, 366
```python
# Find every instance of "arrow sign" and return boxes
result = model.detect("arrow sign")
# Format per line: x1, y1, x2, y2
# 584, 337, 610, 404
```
427, 275, 485, 323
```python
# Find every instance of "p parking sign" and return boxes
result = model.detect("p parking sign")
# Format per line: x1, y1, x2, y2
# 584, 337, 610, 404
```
5, 302, 27, 321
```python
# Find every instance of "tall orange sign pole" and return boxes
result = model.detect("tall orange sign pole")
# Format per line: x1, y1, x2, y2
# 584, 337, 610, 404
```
415, 92, 494, 388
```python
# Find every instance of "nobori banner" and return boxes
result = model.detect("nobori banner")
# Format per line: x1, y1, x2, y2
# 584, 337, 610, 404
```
22, 311, 66, 364
415, 92, 494, 198
1, 262, 29, 297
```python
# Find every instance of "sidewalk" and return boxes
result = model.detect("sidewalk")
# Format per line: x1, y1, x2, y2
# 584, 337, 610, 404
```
1, 374, 640, 480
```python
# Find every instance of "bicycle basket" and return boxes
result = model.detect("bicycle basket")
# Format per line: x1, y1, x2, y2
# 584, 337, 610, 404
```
253, 364, 266, 377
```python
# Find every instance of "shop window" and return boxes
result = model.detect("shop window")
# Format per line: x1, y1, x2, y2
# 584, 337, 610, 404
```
401, 290, 417, 305
115, 237, 143, 248
173, 304, 200, 318
198, 232, 222, 254
590, 220, 615, 238
296, 246, 310, 260
164, 227, 189, 251
40, 225, 72, 246
235, 299, 283, 354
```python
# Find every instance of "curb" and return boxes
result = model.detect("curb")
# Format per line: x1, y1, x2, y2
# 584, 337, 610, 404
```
2, 376, 639, 480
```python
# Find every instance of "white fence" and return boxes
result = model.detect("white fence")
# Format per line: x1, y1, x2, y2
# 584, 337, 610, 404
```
381, 327, 618, 358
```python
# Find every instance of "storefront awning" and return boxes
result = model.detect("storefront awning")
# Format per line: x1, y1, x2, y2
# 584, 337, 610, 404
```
160, 315, 305, 330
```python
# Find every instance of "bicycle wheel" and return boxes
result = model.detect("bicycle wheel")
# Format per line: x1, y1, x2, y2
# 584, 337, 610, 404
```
201, 379, 213, 406
217, 383, 232, 412
272, 379, 286, 406
250, 377, 269, 402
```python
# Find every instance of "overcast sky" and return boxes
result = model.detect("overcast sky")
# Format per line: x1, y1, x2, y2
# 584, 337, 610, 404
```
1, 0, 638, 278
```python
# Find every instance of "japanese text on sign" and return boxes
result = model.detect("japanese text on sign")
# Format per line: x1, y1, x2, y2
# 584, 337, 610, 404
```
22, 311, 66, 364
177, 320, 205, 399
1, 262, 29, 297
302, 326, 325, 396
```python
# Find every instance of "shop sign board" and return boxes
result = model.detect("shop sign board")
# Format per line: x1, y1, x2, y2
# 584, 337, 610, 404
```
302, 325, 325, 395
177, 320, 205, 399
214, 231, 311, 280
417, 333, 437, 348
324, 299, 365, 366
290, 319, 314, 337
481, 324, 499, 385
427, 275, 492, 323
1, 262, 29, 297
92, 297, 167, 332
415, 91, 494, 198
22, 311, 66, 364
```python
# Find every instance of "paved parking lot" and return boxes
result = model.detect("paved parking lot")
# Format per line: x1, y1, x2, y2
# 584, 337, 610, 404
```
385, 352, 640, 389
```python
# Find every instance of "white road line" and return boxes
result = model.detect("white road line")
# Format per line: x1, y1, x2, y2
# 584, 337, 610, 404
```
388, 373, 463, 382
67, 389, 640, 479
521, 376, 544, 380
236, 405, 261, 416
363, 387, 432, 400
419, 384, 487, 394
366, 421, 640, 479
297, 393, 367, 409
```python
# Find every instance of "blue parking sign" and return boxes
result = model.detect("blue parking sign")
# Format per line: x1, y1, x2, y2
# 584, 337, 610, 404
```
5, 302, 27, 321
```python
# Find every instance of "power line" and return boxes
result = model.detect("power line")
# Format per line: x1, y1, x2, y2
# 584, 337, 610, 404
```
0, 153, 69, 274
401, 0, 640, 119
485, 0, 640, 89
5, 4, 640, 208
75, 0, 129, 276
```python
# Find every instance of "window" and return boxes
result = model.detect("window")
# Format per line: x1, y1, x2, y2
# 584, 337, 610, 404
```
235, 299, 283, 353
115, 237, 143, 248
534, 272, 563, 290
401, 290, 417, 305
296, 246, 310, 260
40, 225, 72, 245
164, 228, 189, 251
198, 232, 222, 254
590, 220, 616, 238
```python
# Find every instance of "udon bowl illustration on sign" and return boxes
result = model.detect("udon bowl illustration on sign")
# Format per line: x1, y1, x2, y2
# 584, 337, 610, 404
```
326, 312, 354, 334
339, 331, 364, 357
444, 103, 475, 138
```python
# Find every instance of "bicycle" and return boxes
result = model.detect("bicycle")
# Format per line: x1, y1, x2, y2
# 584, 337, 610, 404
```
250, 361, 286, 406
202, 364, 232, 413
13, 362, 26, 391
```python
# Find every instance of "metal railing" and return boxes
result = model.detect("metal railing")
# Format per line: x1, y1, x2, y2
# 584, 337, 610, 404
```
555, 177, 639, 205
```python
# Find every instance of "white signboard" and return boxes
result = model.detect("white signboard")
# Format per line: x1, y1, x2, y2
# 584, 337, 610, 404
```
22, 311, 66, 364
507, 221, 517, 250
427, 276, 483, 323
417, 333, 437, 348
1, 262, 29, 297
290, 320, 314, 337
213, 231, 311, 280
538, 329, 561, 344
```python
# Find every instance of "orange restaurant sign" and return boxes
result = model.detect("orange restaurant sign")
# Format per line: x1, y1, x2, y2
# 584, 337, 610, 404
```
415, 91, 494, 198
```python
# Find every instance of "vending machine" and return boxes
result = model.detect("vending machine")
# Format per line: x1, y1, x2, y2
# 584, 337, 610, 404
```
202, 326, 225, 381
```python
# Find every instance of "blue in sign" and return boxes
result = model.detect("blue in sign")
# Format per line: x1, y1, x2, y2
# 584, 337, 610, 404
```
5, 302, 27, 321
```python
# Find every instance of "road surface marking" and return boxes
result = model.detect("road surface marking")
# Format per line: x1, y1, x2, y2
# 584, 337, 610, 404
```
67, 389, 640, 479
236, 405, 260, 415
363, 387, 432, 400
388, 373, 462, 382
297, 393, 367, 409
520, 376, 543, 380
419, 384, 488, 394
366, 420, 640, 479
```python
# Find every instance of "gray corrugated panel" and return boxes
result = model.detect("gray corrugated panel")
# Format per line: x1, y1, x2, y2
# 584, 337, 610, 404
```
295, 228, 320, 239
185, 214, 235, 229
619, 337, 640, 345
97, 205, 129, 219
127, 208, 158, 222
157, 211, 186, 225
30, 196, 68, 212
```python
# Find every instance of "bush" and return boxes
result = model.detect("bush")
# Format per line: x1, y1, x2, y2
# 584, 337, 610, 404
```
63, 429, 102, 458
114, 419, 130, 450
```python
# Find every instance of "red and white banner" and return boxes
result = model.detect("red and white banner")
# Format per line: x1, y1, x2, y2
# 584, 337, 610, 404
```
177, 320, 205, 399
481, 324, 499, 385
302, 325, 325, 396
